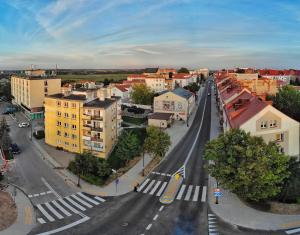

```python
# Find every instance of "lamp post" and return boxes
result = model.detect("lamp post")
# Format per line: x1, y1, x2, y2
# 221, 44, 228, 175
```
186, 99, 189, 127
142, 147, 145, 176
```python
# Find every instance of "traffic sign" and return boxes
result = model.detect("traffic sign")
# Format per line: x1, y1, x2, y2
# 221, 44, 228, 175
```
214, 191, 222, 197
115, 178, 119, 185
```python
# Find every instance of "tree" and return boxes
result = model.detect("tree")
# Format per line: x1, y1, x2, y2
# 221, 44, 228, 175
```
177, 67, 189, 73
0, 118, 11, 151
73, 152, 90, 187
144, 126, 171, 159
103, 78, 110, 86
278, 158, 300, 203
115, 131, 141, 163
131, 84, 155, 105
271, 86, 300, 122
184, 82, 200, 93
204, 129, 290, 202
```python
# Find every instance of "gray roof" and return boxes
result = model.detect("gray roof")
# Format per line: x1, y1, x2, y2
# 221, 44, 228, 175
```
172, 87, 193, 99
47, 93, 86, 100
83, 98, 115, 108
148, 112, 173, 120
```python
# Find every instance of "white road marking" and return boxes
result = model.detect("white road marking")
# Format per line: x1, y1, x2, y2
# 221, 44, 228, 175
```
143, 180, 155, 194
156, 182, 167, 196
58, 198, 79, 214
192, 186, 200, 202
159, 206, 164, 212
77, 192, 99, 205
41, 177, 61, 199
137, 179, 150, 192
34, 194, 39, 197
36, 204, 55, 222
45, 202, 63, 219
94, 196, 105, 202
65, 197, 86, 211
286, 227, 300, 234
36, 216, 90, 235
176, 185, 186, 200
28, 195, 33, 198
40, 192, 46, 195
146, 223, 152, 230
184, 185, 193, 201
166, 174, 171, 177
201, 186, 207, 202
153, 214, 158, 221
47, 191, 52, 194
161, 173, 166, 176
71, 194, 93, 208
37, 218, 46, 224
51, 201, 72, 217
149, 181, 161, 195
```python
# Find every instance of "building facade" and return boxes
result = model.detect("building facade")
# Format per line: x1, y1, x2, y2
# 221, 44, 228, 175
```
44, 88, 121, 159
11, 70, 61, 119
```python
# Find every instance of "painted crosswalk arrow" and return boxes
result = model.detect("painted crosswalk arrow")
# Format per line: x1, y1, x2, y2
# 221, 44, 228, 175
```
172, 165, 186, 178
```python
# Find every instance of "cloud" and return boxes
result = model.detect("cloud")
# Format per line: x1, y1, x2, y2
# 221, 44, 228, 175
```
135, 48, 162, 55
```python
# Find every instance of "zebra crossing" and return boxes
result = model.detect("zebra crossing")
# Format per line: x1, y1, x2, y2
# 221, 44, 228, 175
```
285, 227, 300, 234
36, 192, 105, 224
208, 213, 219, 235
137, 178, 207, 202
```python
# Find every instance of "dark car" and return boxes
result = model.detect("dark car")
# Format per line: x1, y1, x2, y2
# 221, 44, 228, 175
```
10, 144, 21, 154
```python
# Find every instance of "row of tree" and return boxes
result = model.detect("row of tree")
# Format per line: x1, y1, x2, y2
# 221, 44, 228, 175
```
205, 129, 300, 202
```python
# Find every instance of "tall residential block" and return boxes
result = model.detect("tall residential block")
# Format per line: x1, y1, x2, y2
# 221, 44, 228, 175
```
11, 69, 61, 119
44, 88, 121, 159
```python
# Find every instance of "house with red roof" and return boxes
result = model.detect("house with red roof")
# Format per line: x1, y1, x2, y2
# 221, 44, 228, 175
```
222, 92, 299, 157
110, 84, 132, 101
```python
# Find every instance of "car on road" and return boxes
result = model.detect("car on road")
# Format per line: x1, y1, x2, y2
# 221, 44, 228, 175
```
10, 144, 21, 154
18, 122, 30, 128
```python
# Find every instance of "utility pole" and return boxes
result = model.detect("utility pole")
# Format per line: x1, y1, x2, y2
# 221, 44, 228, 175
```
142, 148, 145, 176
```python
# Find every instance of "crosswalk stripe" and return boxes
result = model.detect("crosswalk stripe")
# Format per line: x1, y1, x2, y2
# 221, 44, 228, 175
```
71, 194, 93, 208
143, 180, 156, 194
45, 202, 63, 219
58, 198, 79, 214
201, 186, 207, 202
184, 185, 193, 201
37, 218, 46, 224
77, 192, 99, 205
51, 200, 72, 217
149, 181, 161, 195
36, 204, 55, 222
65, 197, 86, 211
176, 185, 186, 200
192, 186, 200, 201
137, 179, 150, 192
286, 227, 300, 234
94, 196, 105, 202
156, 182, 167, 196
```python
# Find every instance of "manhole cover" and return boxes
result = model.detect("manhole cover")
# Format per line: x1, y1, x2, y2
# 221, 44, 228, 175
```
121, 222, 129, 227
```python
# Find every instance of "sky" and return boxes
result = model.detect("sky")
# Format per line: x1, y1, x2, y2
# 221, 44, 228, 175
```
1, 0, 300, 70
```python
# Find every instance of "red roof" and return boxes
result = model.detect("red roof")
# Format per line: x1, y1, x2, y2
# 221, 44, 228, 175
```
115, 84, 130, 92
172, 73, 191, 79
220, 85, 243, 102
225, 93, 267, 128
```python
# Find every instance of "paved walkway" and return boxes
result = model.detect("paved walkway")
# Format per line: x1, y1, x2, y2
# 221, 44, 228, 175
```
208, 85, 300, 231
28, 87, 205, 197
1, 185, 36, 235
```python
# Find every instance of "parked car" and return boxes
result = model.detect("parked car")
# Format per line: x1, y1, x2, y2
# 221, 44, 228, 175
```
10, 144, 21, 154
18, 122, 30, 128
207, 93, 211, 96
33, 130, 45, 139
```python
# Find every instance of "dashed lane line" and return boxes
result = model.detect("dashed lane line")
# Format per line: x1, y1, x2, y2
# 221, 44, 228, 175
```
153, 214, 158, 221
159, 206, 164, 212
146, 223, 152, 230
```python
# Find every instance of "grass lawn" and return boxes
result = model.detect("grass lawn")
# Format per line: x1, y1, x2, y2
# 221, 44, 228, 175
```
59, 74, 130, 82
122, 116, 147, 125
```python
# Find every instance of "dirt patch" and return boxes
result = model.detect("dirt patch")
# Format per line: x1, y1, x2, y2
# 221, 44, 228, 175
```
0, 191, 17, 231
141, 157, 160, 176
269, 201, 300, 215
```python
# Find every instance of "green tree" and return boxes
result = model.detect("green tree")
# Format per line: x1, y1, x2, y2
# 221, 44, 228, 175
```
97, 159, 111, 178
73, 152, 90, 187
131, 84, 155, 105
272, 86, 300, 122
0, 118, 11, 151
184, 82, 200, 93
177, 67, 189, 73
144, 126, 171, 159
204, 129, 290, 202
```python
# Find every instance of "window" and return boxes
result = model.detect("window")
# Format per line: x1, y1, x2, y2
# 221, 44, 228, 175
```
56, 139, 61, 144
276, 133, 284, 142
64, 113, 69, 118
72, 143, 77, 148
57, 130, 61, 136
64, 132, 69, 138
65, 141, 69, 146
44, 80, 48, 86
64, 123, 69, 128
72, 124, 76, 130
279, 147, 284, 153
64, 102, 68, 108
44, 87, 48, 93
269, 120, 277, 128
71, 103, 76, 109
57, 111, 61, 117
72, 114, 76, 120
57, 101, 61, 107
71, 134, 77, 139
260, 121, 267, 129
56, 121, 61, 126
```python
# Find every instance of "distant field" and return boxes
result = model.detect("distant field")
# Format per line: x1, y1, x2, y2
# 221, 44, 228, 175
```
59, 74, 130, 81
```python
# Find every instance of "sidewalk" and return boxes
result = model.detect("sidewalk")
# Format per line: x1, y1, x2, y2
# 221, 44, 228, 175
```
30, 87, 204, 197
208, 86, 300, 231
1, 185, 36, 235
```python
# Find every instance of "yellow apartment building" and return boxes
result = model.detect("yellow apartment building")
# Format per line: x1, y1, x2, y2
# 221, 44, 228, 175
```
11, 70, 61, 119
44, 89, 121, 159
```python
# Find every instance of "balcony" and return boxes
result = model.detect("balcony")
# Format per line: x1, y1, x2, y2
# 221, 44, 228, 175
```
91, 127, 103, 132
91, 116, 103, 121
82, 114, 91, 120
83, 124, 91, 130
91, 137, 103, 142
83, 136, 91, 141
